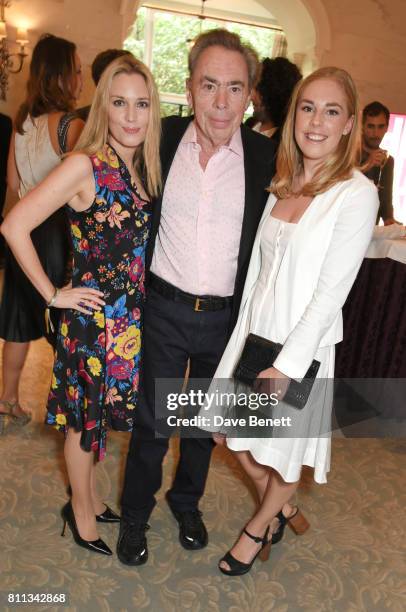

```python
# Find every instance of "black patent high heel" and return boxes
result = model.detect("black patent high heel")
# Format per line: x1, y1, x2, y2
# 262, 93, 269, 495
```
96, 505, 120, 523
219, 526, 270, 576
66, 486, 120, 523
61, 501, 112, 555
271, 506, 310, 545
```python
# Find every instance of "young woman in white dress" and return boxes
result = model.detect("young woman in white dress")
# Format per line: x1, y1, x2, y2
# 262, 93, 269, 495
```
209, 67, 379, 575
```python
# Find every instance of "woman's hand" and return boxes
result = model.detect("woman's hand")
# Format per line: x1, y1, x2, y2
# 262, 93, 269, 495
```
254, 366, 290, 400
212, 432, 227, 446
53, 284, 105, 315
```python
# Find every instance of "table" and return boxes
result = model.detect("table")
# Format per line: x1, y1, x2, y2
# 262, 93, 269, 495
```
334, 234, 406, 432
364, 225, 406, 264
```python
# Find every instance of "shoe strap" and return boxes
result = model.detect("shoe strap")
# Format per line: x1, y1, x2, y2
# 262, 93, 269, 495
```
289, 506, 299, 520
276, 510, 288, 527
243, 525, 270, 545
0, 400, 16, 414
221, 550, 250, 571
277, 506, 299, 527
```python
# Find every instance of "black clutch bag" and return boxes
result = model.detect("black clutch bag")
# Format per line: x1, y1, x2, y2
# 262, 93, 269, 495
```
233, 333, 321, 410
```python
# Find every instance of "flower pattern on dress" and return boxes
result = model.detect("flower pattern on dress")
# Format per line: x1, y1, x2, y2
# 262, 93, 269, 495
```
47, 144, 152, 460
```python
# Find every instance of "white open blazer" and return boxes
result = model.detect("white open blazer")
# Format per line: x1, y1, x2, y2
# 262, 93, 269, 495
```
217, 169, 379, 381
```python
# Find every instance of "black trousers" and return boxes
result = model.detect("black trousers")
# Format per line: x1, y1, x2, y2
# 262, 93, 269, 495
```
121, 286, 231, 522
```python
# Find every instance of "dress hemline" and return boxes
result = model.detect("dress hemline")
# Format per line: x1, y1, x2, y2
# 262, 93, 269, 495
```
226, 437, 330, 484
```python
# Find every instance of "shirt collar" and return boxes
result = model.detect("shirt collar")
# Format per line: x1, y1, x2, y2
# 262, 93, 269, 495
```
181, 120, 243, 157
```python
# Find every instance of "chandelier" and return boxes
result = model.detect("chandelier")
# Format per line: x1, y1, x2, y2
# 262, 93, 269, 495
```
0, 0, 29, 100
186, 0, 207, 45
198, 0, 207, 26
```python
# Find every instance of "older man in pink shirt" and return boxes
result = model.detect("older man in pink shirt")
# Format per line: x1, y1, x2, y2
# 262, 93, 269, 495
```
119, 29, 276, 566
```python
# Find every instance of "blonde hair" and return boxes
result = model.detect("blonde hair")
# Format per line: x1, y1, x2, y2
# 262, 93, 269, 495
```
75, 55, 161, 197
271, 66, 360, 198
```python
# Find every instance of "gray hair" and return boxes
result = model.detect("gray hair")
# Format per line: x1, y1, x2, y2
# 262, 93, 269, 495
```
188, 29, 260, 90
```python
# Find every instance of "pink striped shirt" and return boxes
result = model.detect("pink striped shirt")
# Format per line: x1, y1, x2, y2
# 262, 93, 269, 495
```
150, 121, 245, 296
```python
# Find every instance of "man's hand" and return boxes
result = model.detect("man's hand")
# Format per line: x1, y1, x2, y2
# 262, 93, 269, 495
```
365, 149, 388, 170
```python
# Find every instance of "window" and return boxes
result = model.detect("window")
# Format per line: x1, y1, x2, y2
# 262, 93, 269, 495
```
124, 5, 286, 116
381, 114, 406, 223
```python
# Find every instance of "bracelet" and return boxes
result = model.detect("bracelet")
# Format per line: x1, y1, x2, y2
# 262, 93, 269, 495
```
46, 287, 60, 308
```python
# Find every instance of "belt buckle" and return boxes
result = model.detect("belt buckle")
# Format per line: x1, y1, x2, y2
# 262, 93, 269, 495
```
194, 297, 203, 312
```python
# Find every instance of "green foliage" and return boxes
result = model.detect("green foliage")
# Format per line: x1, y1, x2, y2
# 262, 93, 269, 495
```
160, 101, 190, 118
124, 9, 146, 61
227, 22, 277, 58
124, 7, 282, 114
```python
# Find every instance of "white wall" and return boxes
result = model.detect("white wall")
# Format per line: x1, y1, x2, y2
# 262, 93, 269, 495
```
321, 0, 406, 113
0, 0, 137, 118
0, 0, 138, 211
1, 0, 405, 118
259, 0, 406, 114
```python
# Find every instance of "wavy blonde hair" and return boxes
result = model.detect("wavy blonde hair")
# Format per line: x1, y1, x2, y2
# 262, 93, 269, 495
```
75, 55, 161, 197
271, 66, 360, 198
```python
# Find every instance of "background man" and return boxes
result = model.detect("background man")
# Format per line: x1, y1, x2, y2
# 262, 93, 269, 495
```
75, 48, 132, 121
118, 29, 276, 566
361, 101, 397, 225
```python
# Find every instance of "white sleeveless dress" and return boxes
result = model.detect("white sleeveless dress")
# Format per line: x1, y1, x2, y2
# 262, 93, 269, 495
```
207, 215, 333, 484
15, 115, 61, 197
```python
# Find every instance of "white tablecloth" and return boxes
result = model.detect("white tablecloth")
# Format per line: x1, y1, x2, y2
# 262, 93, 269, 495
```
365, 226, 406, 264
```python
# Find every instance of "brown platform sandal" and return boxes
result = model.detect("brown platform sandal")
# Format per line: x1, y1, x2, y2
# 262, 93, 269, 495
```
271, 506, 310, 544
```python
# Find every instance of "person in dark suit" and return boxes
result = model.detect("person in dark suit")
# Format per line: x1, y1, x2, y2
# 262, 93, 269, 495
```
0, 112, 12, 262
117, 29, 276, 566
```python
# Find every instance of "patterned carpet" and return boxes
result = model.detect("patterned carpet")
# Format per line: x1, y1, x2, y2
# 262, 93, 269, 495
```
0, 338, 405, 612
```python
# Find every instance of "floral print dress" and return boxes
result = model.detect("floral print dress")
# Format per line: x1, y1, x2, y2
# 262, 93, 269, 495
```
47, 144, 152, 460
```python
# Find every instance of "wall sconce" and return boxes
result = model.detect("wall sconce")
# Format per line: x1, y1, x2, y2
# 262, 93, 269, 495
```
0, 1, 29, 101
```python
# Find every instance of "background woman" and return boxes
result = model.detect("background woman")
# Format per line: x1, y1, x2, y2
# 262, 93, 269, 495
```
208, 67, 379, 575
1, 55, 161, 555
250, 57, 302, 145
0, 34, 84, 432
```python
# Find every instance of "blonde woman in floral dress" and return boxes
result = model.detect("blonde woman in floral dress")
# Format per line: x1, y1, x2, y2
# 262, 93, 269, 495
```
1, 55, 161, 555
